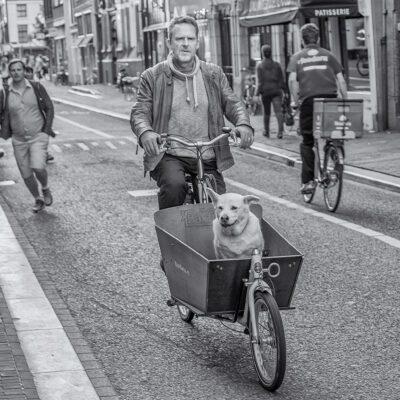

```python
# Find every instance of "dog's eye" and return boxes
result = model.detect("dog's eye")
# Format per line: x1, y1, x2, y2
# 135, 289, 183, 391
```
231, 206, 238, 211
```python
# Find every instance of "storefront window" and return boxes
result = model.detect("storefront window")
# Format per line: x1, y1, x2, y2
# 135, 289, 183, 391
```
345, 17, 370, 91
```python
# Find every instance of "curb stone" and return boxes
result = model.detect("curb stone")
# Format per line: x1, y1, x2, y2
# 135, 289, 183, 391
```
0, 195, 121, 400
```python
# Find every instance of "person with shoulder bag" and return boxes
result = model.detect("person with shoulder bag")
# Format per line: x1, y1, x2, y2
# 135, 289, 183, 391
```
0, 59, 55, 212
255, 44, 286, 139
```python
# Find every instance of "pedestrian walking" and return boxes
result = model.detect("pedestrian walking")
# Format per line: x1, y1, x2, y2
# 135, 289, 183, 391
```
24, 66, 54, 164
255, 44, 286, 139
0, 59, 55, 212
287, 23, 347, 194
131, 16, 254, 210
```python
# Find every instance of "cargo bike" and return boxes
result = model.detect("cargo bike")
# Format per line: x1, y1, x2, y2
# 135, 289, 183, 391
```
155, 201, 303, 391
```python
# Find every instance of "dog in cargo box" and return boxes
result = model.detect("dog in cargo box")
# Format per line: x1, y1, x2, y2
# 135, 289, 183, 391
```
207, 188, 264, 259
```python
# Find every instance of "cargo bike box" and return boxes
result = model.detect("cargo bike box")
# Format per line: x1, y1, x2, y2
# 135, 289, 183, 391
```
154, 203, 303, 316
313, 98, 363, 139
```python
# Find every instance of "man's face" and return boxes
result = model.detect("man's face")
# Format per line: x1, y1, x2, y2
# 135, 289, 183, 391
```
9, 63, 25, 82
167, 23, 199, 66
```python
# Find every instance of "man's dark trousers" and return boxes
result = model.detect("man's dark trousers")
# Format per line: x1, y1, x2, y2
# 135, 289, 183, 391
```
150, 154, 226, 210
299, 94, 336, 184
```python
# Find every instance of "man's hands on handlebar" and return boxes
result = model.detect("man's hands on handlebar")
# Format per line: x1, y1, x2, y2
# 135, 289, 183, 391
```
140, 130, 161, 156
235, 125, 254, 149
140, 126, 254, 156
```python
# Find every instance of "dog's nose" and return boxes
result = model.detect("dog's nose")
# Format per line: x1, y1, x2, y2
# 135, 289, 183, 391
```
220, 214, 229, 223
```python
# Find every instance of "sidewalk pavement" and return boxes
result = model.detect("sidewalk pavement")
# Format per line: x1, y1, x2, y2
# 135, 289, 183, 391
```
0, 80, 399, 399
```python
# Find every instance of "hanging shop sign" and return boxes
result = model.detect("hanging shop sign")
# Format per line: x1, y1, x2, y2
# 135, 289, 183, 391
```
299, 0, 360, 18
169, 0, 210, 20
240, 0, 299, 27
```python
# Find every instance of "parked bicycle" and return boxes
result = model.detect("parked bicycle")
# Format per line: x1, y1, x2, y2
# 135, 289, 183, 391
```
303, 98, 363, 212
155, 127, 303, 391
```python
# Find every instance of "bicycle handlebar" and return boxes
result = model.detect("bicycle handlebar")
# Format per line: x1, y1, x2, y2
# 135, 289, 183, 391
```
158, 127, 240, 151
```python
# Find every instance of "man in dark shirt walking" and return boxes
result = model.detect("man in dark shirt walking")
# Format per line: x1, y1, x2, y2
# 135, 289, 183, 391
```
287, 23, 347, 194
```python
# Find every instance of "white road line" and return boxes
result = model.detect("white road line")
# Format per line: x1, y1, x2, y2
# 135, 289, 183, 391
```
128, 189, 158, 198
104, 141, 117, 149
0, 180, 15, 186
51, 144, 62, 153
225, 178, 400, 250
77, 142, 90, 151
64, 143, 72, 148
91, 142, 99, 146
52, 97, 129, 121
118, 140, 126, 145
55, 115, 114, 138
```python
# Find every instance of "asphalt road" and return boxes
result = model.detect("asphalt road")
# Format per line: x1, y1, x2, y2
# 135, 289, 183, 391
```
0, 102, 399, 400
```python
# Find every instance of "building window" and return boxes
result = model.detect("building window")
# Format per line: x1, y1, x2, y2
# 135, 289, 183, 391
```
53, 0, 64, 6
17, 4, 27, 18
18, 25, 28, 42
84, 13, 92, 34
76, 15, 83, 35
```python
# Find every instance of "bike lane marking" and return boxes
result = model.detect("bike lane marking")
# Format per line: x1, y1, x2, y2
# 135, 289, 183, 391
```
55, 115, 114, 138
225, 178, 400, 250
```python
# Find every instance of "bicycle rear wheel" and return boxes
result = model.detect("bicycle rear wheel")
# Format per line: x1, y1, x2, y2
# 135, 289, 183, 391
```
323, 144, 343, 212
250, 291, 286, 391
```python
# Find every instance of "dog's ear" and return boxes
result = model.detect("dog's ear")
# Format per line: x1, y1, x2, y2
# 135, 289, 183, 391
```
206, 187, 219, 204
243, 195, 259, 204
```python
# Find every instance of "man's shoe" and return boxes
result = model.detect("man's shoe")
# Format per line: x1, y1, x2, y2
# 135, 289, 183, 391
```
262, 130, 270, 137
301, 180, 316, 194
0, 149, 4, 158
32, 198, 45, 213
46, 152, 54, 163
277, 132, 283, 139
42, 188, 53, 206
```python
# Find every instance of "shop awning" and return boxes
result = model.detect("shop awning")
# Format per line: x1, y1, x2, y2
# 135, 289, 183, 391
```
78, 35, 93, 48
240, 6, 298, 27
142, 21, 168, 32
299, 0, 360, 18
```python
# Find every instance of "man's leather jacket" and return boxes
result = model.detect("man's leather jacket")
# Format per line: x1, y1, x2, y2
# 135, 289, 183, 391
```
130, 60, 253, 173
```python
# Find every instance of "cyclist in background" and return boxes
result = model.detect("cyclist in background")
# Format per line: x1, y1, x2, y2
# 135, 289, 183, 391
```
287, 23, 347, 194
131, 16, 254, 210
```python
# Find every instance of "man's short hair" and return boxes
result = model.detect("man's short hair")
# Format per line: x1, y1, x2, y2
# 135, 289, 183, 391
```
168, 16, 199, 41
25, 66, 34, 74
8, 58, 26, 72
301, 23, 320, 45
261, 44, 272, 58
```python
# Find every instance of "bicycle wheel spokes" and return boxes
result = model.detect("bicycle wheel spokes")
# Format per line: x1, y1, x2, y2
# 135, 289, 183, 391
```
250, 292, 286, 391
323, 145, 343, 212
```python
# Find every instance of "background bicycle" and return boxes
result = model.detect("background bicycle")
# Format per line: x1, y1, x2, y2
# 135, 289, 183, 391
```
303, 98, 364, 212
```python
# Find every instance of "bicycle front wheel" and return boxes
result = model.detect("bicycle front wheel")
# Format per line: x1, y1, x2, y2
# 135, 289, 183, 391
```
323, 144, 343, 212
250, 291, 286, 392
177, 304, 195, 323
